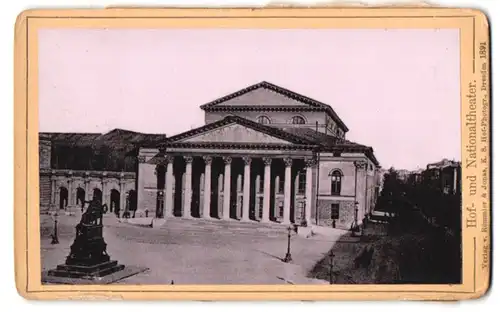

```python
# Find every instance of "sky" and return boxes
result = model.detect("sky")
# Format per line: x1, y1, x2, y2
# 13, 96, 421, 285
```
38, 28, 460, 170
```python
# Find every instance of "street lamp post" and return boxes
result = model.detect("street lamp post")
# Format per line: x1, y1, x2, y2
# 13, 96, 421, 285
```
283, 226, 293, 263
351, 201, 359, 236
329, 249, 335, 284
51, 213, 59, 245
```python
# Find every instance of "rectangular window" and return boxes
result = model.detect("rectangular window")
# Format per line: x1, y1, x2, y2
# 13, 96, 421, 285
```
297, 202, 305, 219
259, 177, 264, 193
278, 178, 285, 193
331, 175, 341, 195
298, 170, 306, 194
331, 204, 340, 220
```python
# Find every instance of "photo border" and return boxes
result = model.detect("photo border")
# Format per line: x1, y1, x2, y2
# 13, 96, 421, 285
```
13, 7, 491, 301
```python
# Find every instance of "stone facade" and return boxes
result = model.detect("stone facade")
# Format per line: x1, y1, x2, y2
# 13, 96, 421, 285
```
38, 129, 164, 215
205, 110, 344, 138
40, 169, 136, 214
39, 134, 52, 169
317, 200, 356, 229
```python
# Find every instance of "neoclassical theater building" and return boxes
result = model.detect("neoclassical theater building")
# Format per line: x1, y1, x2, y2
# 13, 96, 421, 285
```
137, 81, 381, 229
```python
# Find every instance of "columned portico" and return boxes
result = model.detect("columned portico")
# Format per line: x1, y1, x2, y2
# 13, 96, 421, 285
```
150, 153, 316, 226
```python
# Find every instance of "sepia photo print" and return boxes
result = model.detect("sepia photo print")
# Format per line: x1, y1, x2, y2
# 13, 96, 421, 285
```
36, 26, 465, 286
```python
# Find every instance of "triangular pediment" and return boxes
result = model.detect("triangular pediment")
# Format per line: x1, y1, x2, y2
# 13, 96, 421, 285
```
219, 87, 308, 107
165, 116, 316, 146
200, 81, 319, 110
178, 123, 293, 144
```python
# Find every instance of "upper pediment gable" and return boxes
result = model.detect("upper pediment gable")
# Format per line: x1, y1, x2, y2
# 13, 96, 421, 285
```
200, 81, 314, 110
199, 81, 349, 132
165, 115, 315, 146
217, 87, 308, 107
179, 123, 293, 144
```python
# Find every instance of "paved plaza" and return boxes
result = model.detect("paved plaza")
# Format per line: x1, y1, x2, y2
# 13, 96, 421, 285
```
41, 213, 361, 285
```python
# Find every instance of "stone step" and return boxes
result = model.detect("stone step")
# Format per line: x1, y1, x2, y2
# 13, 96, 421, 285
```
172, 226, 289, 235
162, 219, 287, 233
159, 218, 292, 237
163, 217, 290, 230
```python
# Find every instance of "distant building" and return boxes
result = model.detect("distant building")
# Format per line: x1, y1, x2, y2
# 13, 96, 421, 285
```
423, 159, 461, 195
396, 169, 411, 182
408, 168, 424, 185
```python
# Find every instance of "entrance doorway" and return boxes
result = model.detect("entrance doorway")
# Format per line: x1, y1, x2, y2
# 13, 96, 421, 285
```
110, 189, 120, 214
76, 187, 85, 208
93, 188, 103, 203
127, 190, 137, 217
59, 187, 68, 210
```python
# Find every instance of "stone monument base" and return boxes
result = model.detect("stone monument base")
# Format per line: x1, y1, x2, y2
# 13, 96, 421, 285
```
42, 265, 148, 285
47, 260, 125, 279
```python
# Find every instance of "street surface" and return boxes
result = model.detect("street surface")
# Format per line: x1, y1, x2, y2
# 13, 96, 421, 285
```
40, 214, 358, 285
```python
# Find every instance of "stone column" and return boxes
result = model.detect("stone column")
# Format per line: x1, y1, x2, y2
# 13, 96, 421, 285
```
136, 156, 146, 213
101, 173, 108, 207
354, 161, 368, 226
283, 158, 293, 225
254, 174, 261, 220
241, 156, 252, 222
55, 188, 60, 210
50, 174, 57, 209
84, 173, 91, 201
304, 158, 315, 226
67, 176, 73, 209
222, 156, 232, 220
165, 155, 175, 218
262, 157, 272, 223
119, 178, 125, 214
274, 175, 280, 217
183, 156, 193, 218
203, 156, 212, 219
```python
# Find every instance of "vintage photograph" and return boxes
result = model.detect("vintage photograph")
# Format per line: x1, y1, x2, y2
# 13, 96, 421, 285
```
38, 27, 462, 285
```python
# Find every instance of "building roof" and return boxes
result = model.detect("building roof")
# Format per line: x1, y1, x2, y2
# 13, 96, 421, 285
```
283, 128, 379, 165
41, 129, 165, 148
41, 129, 166, 171
199, 81, 349, 132
426, 158, 461, 170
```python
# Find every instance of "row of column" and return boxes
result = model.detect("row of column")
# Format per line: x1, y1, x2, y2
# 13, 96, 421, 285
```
50, 175, 127, 212
161, 155, 315, 226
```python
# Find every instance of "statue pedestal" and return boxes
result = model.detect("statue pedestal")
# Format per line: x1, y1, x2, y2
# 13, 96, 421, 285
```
48, 222, 126, 280
48, 260, 125, 279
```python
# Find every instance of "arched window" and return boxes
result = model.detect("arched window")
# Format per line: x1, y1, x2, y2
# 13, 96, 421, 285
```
291, 116, 306, 124
257, 116, 271, 124
330, 170, 342, 195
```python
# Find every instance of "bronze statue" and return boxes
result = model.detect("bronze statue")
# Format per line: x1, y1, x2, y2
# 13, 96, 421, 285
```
80, 198, 108, 226
48, 197, 125, 279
